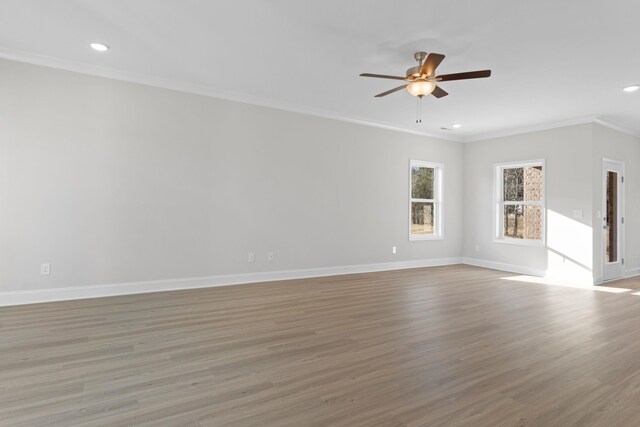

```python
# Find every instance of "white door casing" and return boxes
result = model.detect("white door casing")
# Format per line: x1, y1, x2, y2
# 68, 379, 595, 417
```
602, 159, 624, 282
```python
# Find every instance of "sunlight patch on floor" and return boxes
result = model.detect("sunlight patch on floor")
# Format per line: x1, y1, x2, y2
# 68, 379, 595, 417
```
500, 275, 632, 294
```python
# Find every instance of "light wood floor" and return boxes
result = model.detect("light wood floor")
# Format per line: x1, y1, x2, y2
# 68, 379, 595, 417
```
3, 265, 640, 426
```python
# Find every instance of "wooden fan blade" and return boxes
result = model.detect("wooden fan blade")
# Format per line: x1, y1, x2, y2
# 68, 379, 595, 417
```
436, 70, 492, 82
360, 73, 407, 81
375, 84, 408, 97
431, 86, 448, 98
419, 53, 445, 76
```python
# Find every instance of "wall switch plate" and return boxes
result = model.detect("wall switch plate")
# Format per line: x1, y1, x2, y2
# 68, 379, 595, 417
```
267, 251, 274, 261
392, 246, 397, 254
40, 263, 51, 275
248, 252, 255, 263
475, 244, 480, 252
573, 209, 584, 219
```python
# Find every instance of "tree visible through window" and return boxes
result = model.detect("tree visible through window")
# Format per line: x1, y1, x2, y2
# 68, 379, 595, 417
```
497, 162, 544, 241
410, 160, 442, 240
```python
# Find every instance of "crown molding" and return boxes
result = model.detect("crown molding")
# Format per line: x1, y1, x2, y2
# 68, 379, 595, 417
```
0, 47, 463, 143
462, 116, 640, 143
2, 47, 637, 144
462, 116, 597, 142
592, 117, 640, 139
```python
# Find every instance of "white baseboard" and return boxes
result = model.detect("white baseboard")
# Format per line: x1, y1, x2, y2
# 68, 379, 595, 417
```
624, 267, 640, 279
594, 268, 640, 285
0, 257, 462, 307
462, 257, 545, 277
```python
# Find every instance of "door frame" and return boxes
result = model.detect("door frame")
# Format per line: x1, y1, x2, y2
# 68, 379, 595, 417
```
601, 158, 625, 282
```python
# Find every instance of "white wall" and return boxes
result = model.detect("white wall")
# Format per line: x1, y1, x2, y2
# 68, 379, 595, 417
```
0, 58, 464, 294
463, 124, 595, 283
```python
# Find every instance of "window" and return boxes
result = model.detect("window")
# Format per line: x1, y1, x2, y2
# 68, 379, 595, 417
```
410, 160, 443, 240
495, 160, 545, 244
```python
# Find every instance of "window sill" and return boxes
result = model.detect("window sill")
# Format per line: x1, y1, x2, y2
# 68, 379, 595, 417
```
493, 238, 545, 247
410, 235, 444, 241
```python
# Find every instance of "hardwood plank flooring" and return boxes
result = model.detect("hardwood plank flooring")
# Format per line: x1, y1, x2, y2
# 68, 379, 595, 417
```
2, 264, 640, 426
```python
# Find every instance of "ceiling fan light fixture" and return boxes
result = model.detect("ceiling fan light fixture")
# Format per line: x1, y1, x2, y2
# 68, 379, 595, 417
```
407, 81, 436, 97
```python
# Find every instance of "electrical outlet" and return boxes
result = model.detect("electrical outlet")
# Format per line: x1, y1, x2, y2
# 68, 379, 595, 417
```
248, 252, 255, 263
392, 246, 397, 254
267, 251, 274, 261
475, 244, 480, 252
40, 263, 51, 275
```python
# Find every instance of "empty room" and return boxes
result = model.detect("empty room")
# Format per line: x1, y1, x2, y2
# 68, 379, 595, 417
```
2, 1, 640, 426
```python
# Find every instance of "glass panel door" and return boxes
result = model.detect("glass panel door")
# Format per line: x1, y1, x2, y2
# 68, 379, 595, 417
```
602, 160, 624, 282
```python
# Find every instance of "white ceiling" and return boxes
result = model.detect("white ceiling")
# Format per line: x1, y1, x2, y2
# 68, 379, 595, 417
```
1, 0, 639, 141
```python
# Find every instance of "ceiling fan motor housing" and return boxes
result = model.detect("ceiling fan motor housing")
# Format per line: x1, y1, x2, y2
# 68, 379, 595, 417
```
408, 51, 429, 78
406, 66, 421, 78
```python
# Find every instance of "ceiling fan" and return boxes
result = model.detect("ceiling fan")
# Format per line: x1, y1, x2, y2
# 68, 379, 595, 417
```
360, 51, 491, 99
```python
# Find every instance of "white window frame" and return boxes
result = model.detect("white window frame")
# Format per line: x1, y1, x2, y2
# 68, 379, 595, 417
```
493, 159, 545, 247
409, 160, 444, 241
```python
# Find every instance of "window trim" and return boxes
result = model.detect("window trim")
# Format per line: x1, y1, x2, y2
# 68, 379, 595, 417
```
409, 159, 444, 241
493, 159, 546, 247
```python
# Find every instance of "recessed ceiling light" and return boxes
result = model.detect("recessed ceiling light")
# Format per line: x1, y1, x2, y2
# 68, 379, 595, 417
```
623, 85, 639, 93
90, 42, 110, 52
451, 123, 462, 129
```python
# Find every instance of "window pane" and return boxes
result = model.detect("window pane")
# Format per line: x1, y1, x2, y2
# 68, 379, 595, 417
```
523, 166, 543, 201
503, 204, 542, 240
503, 167, 524, 201
503, 166, 543, 202
411, 166, 434, 199
606, 171, 618, 262
411, 202, 434, 234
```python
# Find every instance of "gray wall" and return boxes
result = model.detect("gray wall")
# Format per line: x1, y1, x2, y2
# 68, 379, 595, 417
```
463, 124, 595, 283
592, 123, 640, 281
463, 122, 640, 284
2, 58, 638, 295
0, 59, 464, 292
